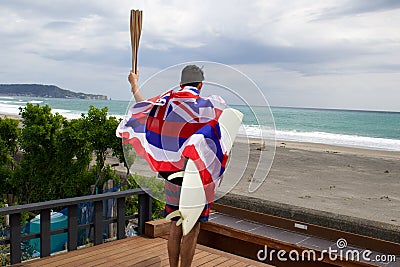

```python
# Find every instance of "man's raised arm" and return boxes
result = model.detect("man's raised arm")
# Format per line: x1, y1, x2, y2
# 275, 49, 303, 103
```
128, 70, 145, 102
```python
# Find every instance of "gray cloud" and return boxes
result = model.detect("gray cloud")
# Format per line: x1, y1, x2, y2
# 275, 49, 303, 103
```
31, 47, 131, 68
43, 21, 76, 30
316, 0, 400, 20
139, 36, 389, 77
0, 0, 110, 19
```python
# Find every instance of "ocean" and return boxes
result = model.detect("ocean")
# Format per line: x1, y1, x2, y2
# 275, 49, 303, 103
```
1, 95, 400, 151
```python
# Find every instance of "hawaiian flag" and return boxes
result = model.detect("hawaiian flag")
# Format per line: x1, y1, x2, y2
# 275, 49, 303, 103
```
116, 86, 228, 189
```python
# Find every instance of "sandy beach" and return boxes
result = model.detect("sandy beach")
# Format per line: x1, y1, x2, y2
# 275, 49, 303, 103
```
104, 133, 400, 228
2, 113, 399, 227
224, 138, 400, 227
0, 113, 21, 120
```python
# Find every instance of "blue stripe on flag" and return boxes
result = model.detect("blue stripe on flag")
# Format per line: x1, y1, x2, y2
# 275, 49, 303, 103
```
164, 108, 195, 123
195, 123, 224, 161
146, 130, 188, 152
125, 118, 146, 133
134, 101, 151, 108
149, 106, 158, 117
193, 98, 214, 109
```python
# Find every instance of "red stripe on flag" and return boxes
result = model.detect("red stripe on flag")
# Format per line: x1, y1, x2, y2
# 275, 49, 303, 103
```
173, 101, 199, 122
172, 91, 200, 99
182, 144, 213, 185
145, 117, 208, 138
123, 137, 185, 172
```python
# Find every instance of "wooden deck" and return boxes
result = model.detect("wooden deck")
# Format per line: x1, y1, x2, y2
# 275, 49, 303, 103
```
14, 236, 272, 267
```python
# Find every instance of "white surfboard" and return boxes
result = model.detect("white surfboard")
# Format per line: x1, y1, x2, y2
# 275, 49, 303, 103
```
166, 108, 243, 235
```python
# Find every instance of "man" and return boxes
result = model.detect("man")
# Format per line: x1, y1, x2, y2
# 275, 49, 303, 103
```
117, 65, 227, 266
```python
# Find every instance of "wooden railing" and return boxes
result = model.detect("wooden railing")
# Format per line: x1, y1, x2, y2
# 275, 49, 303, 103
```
0, 188, 152, 265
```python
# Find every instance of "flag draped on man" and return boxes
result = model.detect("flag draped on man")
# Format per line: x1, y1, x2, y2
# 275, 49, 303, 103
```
116, 86, 228, 200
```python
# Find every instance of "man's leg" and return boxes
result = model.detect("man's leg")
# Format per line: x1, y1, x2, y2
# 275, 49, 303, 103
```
180, 222, 201, 266
168, 221, 182, 267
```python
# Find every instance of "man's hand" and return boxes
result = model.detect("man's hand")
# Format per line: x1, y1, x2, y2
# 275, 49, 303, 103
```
128, 70, 145, 102
128, 71, 139, 94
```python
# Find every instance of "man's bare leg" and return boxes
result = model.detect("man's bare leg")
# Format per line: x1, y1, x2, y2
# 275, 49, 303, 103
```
168, 221, 182, 267
180, 222, 201, 266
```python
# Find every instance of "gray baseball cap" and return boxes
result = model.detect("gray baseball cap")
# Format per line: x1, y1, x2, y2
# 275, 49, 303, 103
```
180, 65, 204, 84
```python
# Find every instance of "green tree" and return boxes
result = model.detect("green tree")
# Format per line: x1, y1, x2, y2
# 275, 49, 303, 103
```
0, 138, 13, 195
111, 130, 136, 177
0, 117, 19, 196
15, 104, 65, 203
0, 138, 8, 166
5, 104, 134, 203
0, 117, 19, 169
80, 106, 122, 188
54, 118, 93, 198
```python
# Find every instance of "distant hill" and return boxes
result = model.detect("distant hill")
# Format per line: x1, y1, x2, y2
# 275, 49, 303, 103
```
0, 84, 108, 100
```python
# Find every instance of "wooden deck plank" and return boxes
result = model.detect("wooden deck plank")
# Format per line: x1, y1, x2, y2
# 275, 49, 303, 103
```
130, 256, 164, 267
192, 250, 212, 262
13, 235, 272, 267
20, 237, 136, 266
122, 242, 169, 265
93, 239, 168, 267
232, 262, 251, 267
198, 255, 231, 266
86, 238, 166, 266
217, 258, 241, 266
191, 252, 220, 265
45, 237, 161, 266
146, 251, 170, 267
28, 237, 143, 266
16, 237, 158, 267
197, 243, 269, 267
126, 251, 168, 267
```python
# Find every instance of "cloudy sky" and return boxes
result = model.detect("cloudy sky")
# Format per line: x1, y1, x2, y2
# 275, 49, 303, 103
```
1, 0, 400, 111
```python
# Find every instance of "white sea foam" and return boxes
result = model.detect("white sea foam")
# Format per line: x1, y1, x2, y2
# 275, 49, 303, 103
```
52, 109, 83, 120
238, 125, 400, 151
0, 100, 28, 105
0, 100, 45, 115
0, 103, 23, 115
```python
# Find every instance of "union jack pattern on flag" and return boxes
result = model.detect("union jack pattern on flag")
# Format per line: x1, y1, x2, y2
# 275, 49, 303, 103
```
116, 86, 228, 193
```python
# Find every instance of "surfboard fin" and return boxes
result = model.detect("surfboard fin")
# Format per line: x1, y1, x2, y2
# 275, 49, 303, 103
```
165, 210, 182, 221
167, 171, 185, 180
176, 218, 183, 226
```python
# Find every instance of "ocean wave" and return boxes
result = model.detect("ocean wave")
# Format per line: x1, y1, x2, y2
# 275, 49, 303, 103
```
0, 100, 28, 105
0, 101, 40, 114
238, 125, 400, 151
0, 103, 22, 115
52, 109, 83, 120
